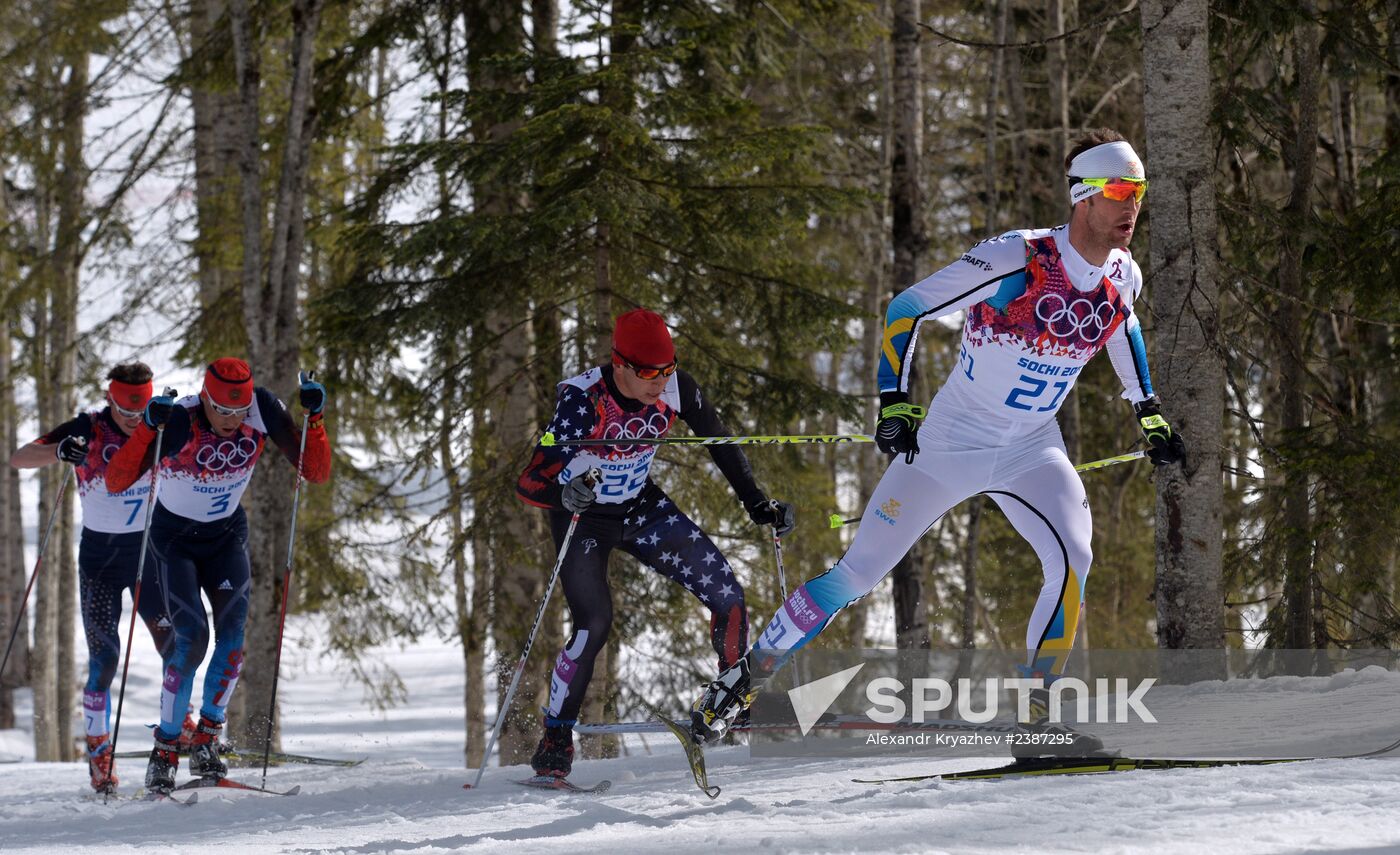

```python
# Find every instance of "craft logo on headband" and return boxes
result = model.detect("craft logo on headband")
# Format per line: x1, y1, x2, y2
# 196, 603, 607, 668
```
1067, 140, 1145, 204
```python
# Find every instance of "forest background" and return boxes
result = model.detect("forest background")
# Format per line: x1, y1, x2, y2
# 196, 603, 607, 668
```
1, 0, 1396, 770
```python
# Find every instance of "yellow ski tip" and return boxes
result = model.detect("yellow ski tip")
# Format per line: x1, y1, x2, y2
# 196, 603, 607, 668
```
541, 432, 556, 447
828, 514, 844, 529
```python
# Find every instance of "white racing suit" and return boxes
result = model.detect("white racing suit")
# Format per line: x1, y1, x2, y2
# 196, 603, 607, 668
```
754, 225, 1155, 678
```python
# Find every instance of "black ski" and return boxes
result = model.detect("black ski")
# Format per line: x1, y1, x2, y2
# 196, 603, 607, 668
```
640, 699, 721, 799
114, 747, 362, 767
222, 749, 364, 768
856, 733, 1400, 783
87, 790, 197, 806
136, 790, 199, 806
576, 715, 1019, 737
513, 774, 613, 795
857, 756, 1314, 783
176, 776, 301, 796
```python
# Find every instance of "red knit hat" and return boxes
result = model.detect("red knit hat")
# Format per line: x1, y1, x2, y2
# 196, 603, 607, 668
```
612, 308, 675, 367
203, 357, 254, 409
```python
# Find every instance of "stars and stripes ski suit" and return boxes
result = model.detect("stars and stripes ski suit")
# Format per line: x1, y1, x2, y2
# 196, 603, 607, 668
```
105, 390, 330, 742
32, 408, 163, 740
753, 225, 1154, 678
518, 365, 770, 725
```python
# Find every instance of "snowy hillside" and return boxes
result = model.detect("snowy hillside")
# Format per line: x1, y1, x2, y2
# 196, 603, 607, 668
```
3, 626, 1400, 854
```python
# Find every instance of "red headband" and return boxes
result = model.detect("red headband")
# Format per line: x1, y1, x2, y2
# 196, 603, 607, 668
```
203, 357, 254, 408
108, 379, 153, 411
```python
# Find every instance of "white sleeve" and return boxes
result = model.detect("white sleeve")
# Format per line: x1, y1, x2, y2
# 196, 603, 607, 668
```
878, 232, 1030, 393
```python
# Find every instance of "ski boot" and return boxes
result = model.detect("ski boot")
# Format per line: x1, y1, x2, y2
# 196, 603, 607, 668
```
691, 656, 756, 744
86, 734, 117, 794
176, 709, 198, 752
145, 736, 181, 795
530, 722, 575, 779
1013, 686, 1106, 757
188, 715, 228, 780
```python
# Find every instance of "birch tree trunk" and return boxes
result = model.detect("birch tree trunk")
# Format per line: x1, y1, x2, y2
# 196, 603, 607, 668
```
31, 472, 59, 760
189, 0, 246, 345
26, 28, 87, 760
467, 318, 494, 769
1046, 0, 1082, 463
52, 39, 87, 760
226, 0, 326, 750
464, 0, 544, 766
1140, 0, 1225, 655
889, 0, 929, 651
982, 0, 1008, 232
0, 291, 18, 729
1275, 6, 1322, 650
845, 0, 896, 647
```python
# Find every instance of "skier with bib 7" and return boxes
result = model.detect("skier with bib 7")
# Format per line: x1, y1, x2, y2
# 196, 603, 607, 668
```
9, 363, 167, 793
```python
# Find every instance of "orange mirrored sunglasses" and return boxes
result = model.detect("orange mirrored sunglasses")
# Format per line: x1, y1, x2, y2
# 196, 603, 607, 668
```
613, 349, 679, 380
1073, 176, 1148, 203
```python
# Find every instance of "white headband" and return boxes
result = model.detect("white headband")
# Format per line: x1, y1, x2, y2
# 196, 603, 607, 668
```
1067, 140, 1145, 204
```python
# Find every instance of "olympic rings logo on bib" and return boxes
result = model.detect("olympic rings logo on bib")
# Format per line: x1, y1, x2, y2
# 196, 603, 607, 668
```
1034, 293, 1117, 344
102, 443, 121, 464
602, 412, 671, 452
195, 436, 259, 472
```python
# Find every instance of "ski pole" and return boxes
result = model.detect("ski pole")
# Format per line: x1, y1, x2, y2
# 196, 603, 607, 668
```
0, 467, 74, 684
105, 387, 176, 800
541, 431, 873, 448
768, 500, 788, 598
260, 371, 316, 788
827, 450, 1149, 527
466, 468, 601, 791
1071, 449, 1146, 473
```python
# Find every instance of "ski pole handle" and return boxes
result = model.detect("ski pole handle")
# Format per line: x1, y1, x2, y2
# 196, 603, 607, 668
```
769, 501, 788, 598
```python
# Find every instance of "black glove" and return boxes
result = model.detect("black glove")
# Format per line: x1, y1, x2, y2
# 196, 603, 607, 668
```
56, 435, 88, 465
299, 371, 326, 415
875, 391, 926, 464
144, 394, 176, 428
561, 473, 597, 514
746, 497, 796, 537
1135, 398, 1186, 466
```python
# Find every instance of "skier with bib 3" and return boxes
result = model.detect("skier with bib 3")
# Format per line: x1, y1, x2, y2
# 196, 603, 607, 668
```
105, 358, 331, 794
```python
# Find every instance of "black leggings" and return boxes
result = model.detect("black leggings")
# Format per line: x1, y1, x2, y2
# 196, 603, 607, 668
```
542, 488, 747, 724
79, 530, 161, 737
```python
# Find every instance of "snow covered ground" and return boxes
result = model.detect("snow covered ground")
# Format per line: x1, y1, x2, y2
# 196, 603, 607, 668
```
3, 623, 1400, 854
